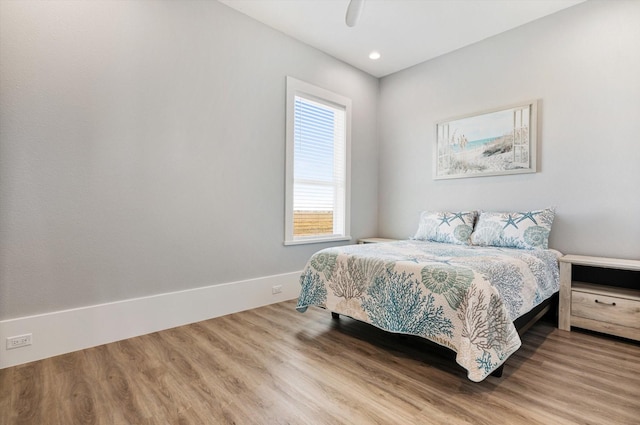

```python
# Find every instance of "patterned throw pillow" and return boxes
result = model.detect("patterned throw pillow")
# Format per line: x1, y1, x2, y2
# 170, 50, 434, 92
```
413, 211, 478, 245
470, 208, 555, 249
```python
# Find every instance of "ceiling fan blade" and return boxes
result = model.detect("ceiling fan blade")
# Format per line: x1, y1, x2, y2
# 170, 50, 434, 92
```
345, 0, 365, 27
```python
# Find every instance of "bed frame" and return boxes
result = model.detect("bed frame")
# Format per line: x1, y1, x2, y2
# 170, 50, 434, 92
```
330, 292, 558, 378
490, 292, 558, 377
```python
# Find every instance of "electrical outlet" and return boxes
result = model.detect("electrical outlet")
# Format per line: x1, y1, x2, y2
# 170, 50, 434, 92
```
6, 334, 32, 350
272, 285, 283, 295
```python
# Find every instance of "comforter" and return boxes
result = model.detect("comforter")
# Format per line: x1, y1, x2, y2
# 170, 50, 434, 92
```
296, 240, 561, 382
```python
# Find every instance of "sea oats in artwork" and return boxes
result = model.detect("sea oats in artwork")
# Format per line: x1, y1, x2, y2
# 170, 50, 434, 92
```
435, 102, 536, 179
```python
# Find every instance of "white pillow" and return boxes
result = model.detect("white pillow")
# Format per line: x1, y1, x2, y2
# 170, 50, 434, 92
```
413, 211, 478, 245
470, 208, 555, 249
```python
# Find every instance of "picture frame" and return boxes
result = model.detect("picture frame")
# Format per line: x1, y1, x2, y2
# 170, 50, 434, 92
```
434, 100, 538, 180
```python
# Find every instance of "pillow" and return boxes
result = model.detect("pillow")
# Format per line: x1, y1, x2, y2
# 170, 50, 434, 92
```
413, 211, 478, 245
470, 208, 555, 249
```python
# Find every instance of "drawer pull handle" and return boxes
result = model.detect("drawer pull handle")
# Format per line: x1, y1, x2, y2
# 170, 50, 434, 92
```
595, 299, 616, 306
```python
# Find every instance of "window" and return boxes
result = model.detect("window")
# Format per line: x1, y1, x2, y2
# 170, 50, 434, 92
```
284, 77, 351, 245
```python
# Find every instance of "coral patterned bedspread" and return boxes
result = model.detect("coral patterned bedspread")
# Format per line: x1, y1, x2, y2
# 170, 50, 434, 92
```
296, 240, 561, 382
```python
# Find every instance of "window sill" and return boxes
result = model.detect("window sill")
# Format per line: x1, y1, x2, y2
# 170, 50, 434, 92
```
284, 236, 352, 246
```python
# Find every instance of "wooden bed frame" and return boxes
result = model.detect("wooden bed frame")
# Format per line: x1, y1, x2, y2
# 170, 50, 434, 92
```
330, 292, 559, 378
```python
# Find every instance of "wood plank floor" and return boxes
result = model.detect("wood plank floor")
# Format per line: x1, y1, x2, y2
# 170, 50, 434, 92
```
1, 299, 639, 424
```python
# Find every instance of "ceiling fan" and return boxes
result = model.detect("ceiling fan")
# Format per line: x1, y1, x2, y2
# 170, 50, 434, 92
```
345, 0, 365, 27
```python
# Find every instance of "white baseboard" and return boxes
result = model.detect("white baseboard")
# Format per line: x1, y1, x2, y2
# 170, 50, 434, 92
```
0, 271, 301, 369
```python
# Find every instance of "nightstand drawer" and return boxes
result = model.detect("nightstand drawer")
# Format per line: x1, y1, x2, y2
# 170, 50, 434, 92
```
571, 290, 640, 330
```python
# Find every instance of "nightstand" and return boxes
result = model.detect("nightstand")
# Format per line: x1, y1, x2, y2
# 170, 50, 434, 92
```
559, 254, 640, 341
357, 238, 398, 244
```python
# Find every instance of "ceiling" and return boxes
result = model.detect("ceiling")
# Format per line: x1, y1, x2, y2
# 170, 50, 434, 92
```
218, 0, 585, 78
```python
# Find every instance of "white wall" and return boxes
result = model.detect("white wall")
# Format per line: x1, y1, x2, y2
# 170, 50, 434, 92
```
0, 0, 379, 321
378, 0, 640, 259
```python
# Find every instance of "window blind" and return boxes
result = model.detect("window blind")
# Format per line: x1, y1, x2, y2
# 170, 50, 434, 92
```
293, 95, 346, 237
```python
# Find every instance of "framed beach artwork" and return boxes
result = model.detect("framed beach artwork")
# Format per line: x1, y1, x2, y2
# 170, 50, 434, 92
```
434, 100, 538, 179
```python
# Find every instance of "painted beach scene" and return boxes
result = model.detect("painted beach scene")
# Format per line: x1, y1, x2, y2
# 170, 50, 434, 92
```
435, 104, 535, 179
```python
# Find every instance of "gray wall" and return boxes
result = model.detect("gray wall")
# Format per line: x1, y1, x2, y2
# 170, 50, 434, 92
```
0, 1, 379, 319
3, 0, 638, 322
378, 0, 640, 259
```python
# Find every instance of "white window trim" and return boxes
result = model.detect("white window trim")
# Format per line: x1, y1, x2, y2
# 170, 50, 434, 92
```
284, 76, 352, 246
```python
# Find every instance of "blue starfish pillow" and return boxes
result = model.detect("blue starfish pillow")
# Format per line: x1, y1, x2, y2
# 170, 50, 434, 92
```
470, 208, 555, 249
413, 211, 478, 245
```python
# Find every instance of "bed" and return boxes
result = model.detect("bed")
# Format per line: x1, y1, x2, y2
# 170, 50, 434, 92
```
296, 209, 560, 382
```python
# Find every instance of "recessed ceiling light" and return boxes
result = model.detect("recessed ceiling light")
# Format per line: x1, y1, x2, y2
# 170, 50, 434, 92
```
369, 51, 381, 60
